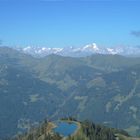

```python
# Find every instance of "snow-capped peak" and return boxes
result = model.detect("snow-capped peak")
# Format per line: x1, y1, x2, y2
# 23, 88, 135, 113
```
106, 48, 117, 55
83, 43, 99, 51
23, 46, 32, 51
15, 43, 140, 57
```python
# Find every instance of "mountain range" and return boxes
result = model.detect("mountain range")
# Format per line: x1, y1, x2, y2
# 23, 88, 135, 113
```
15, 43, 140, 57
1, 47, 140, 139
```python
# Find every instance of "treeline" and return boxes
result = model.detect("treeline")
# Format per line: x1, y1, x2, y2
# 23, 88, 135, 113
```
81, 121, 115, 140
7, 119, 130, 140
67, 120, 129, 140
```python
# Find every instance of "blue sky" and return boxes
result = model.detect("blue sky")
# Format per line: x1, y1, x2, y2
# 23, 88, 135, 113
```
0, 0, 140, 48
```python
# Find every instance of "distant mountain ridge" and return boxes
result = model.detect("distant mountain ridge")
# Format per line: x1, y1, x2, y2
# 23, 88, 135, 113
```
15, 43, 140, 57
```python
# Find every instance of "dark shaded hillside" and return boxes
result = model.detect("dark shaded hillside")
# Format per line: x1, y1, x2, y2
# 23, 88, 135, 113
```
1, 47, 140, 138
0, 48, 64, 138
54, 66, 140, 136
0, 67, 64, 137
